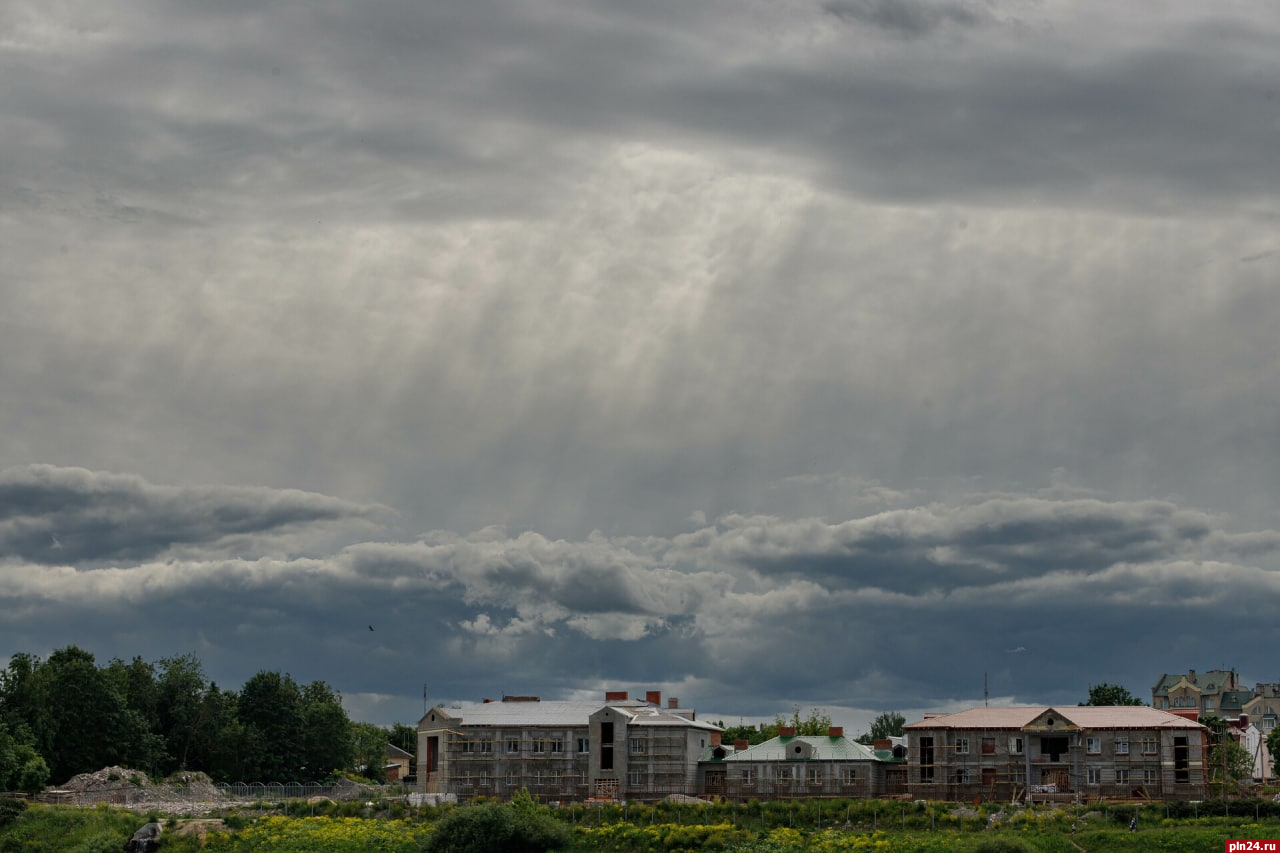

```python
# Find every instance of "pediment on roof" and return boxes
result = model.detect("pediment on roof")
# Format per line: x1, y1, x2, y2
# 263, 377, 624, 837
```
419, 706, 460, 728
1021, 708, 1079, 732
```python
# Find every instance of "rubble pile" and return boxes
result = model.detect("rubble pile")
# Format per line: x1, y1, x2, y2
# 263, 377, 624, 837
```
49, 766, 231, 815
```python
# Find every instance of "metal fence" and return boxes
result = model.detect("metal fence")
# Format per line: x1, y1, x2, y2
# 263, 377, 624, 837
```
215, 780, 375, 801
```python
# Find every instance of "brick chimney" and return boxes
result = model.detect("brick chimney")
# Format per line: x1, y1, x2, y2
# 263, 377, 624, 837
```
605, 691, 628, 702
873, 739, 893, 750
668, 697, 679, 709
710, 731, 722, 746
734, 739, 750, 751
828, 726, 843, 737
646, 690, 662, 706
779, 726, 796, 737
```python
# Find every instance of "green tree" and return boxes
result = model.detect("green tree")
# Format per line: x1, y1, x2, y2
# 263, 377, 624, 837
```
858, 711, 906, 744
301, 681, 353, 778
155, 654, 210, 773
717, 722, 768, 745
29, 646, 146, 782
350, 721, 389, 783
1081, 682, 1145, 706
237, 671, 306, 782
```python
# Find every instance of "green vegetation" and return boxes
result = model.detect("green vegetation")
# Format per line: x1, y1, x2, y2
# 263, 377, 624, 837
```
4, 796, 1280, 853
858, 711, 906, 745
1080, 682, 1145, 706
719, 708, 834, 746
0, 646, 416, 785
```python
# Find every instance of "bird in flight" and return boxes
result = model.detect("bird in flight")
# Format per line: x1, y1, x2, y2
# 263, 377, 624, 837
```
369, 625, 375, 632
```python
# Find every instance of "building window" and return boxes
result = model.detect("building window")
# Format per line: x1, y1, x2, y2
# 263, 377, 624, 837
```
955, 738, 969, 754
629, 738, 647, 755
628, 770, 642, 786
919, 736, 935, 782
1087, 768, 1100, 785
842, 768, 857, 785
808, 767, 822, 785
478, 769, 490, 787
550, 738, 564, 754
531, 740, 545, 754
1114, 737, 1129, 755
1138, 736, 1157, 754
741, 769, 754, 786
506, 739, 520, 754
775, 767, 792, 781
1203, 697, 1213, 711
478, 739, 493, 753
954, 768, 969, 784
577, 737, 591, 753
1008, 737, 1023, 754
1142, 769, 1157, 785
982, 737, 996, 754
1086, 737, 1101, 755
1115, 769, 1129, 785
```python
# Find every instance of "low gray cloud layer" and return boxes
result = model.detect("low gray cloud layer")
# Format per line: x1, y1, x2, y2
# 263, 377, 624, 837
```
3, 0, 1280, 728
3, 466, 1278, 727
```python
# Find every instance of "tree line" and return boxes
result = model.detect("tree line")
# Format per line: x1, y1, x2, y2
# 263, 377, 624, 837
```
0, 646, 417, 791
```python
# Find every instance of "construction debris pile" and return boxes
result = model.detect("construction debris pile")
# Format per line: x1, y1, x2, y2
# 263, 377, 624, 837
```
41, 766, 230, 815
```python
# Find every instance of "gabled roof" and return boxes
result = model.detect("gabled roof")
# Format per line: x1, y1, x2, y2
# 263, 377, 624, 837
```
904, 706, 1205, 731
718, 735, 879, 762
386, 743, 414, 759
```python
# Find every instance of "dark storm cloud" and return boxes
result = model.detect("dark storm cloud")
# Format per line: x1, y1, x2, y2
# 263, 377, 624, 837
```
0, 465, 382, 565
4, 468, 1278, 722
699, 499, 1215, 592
822, 0, 990, 37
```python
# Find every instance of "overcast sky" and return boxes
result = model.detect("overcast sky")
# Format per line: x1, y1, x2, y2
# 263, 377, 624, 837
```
3, 0, 1280, 734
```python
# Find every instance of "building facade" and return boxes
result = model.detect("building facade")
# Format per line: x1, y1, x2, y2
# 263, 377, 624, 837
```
696, 727, 902, 800
416, 691, 720, 802
1152, 669, 1241, 715
903, 706, 1208, 802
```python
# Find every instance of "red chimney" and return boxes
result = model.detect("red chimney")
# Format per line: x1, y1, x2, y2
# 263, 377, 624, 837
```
828, 726, 844, 737
668, 697, 679, 709
734, 739, 750, 751
605, 691, 628, 702
779, 726, 797, 737
873, 739, 893, 750
710, 731, 722, 746
646, 690, 661, 706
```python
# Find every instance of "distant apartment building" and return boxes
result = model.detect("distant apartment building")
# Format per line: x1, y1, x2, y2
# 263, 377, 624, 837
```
903, 706, 1208, 802
1151, 668, 1243, 716
416, 690, 721, 802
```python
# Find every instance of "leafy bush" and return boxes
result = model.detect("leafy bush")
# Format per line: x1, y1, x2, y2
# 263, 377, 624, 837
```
0, 798, 27, 828
424, 799, 571, 853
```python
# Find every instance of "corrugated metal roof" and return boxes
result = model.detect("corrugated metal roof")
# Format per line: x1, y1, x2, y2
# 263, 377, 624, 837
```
720, 735, 879, 762
904, 706, 1206, 731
